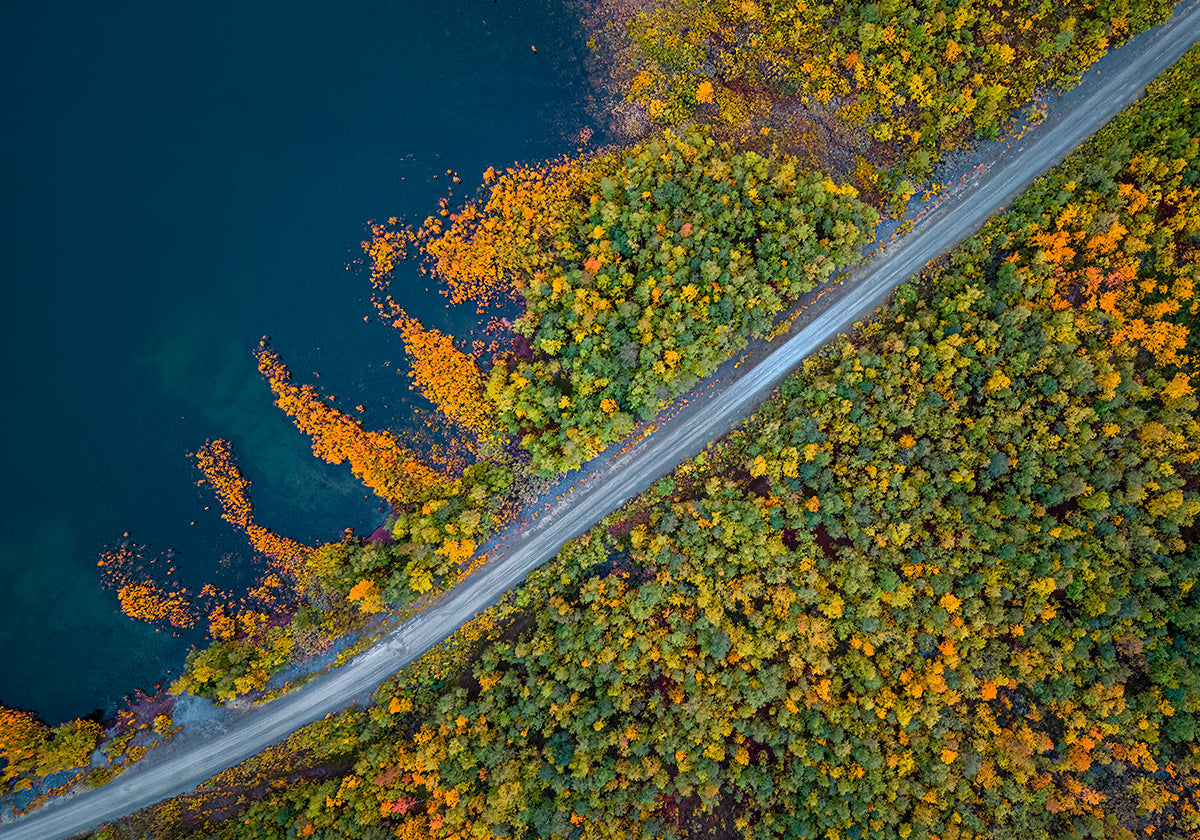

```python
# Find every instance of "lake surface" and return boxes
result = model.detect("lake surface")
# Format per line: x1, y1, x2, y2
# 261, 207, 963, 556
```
0, 0, 600, 724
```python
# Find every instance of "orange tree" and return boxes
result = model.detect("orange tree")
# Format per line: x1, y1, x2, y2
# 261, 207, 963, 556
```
364, 126, 876, 476
98, 539, 199, 630
482, 126, 876, 474
0, 706, 48, 794
1, 707, 104, 797
419, 159, 602, 312
609, 0, 1175, 189
143, 47, 1200, 840
195, 438, 313, 581
255, 342, 449, 506
389, 310, 503, 450
990, 46, 1200, 374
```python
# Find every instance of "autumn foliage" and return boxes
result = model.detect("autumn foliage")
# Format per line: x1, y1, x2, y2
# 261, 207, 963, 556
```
1028, 102, 1200, 372
421, 160, 601, 311
194, 438, 313, 579
486, 126, 876, 473
0, 706, 47, 791
67, 22, 1200, 840
604, 0, 1174, 187
116, 583, 195, 630
389, 310, 502, 447
298, 458, 513, 610
362, 159, 599, 318
362, 126, 876, 476
363, 216, 414, 288
139, 46, 1200, 840
1, 705, 103, 799
98, 539, 197, 629
254, 341, 448, 505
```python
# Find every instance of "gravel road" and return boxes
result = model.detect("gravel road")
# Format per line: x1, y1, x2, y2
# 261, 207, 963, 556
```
2, 5, 1196, 837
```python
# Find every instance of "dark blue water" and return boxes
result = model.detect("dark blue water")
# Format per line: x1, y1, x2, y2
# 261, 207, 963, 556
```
0, 0, 598, 724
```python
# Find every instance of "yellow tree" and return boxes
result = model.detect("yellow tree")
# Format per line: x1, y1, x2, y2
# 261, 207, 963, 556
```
0, 706, 47, 790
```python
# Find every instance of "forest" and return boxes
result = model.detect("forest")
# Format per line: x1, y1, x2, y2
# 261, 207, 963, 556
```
261, 44, 1191, 839
24, 35, 1190, 840
594, 0, 1176, 207
1, 0, 1197, 837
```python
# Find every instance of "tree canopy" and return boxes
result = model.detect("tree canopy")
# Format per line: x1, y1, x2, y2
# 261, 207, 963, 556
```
94, 45, 1200, 840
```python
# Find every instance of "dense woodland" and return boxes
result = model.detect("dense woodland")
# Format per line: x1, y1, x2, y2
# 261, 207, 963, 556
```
1, 0, 1197, 837
363, 127, 878, 475
469, 128, 876, 474
595, 0, 1175, 205
49, 37, 1199, 840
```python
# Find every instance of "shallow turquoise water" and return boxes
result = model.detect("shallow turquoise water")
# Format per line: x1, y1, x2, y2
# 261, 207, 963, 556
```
0, 0, 599, 723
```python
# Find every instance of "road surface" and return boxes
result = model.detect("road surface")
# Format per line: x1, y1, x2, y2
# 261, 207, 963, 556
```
3, 5, 1197, 838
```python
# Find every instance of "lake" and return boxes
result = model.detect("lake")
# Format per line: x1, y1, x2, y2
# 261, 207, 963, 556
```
0, 0, 600, 724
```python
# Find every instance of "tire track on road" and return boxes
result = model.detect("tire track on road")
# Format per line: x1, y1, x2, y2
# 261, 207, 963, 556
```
3, 7, 1196, 837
